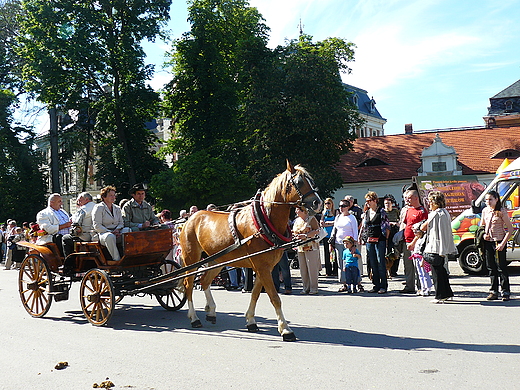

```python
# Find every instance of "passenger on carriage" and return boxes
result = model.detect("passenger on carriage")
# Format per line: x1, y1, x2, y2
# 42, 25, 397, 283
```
36, 194, 71, 256
122, 183, 159, 231
62, 192, 96, 258
92, 186, 125, 261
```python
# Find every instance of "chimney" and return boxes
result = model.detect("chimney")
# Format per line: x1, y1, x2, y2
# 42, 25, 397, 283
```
405, 123, 413, 134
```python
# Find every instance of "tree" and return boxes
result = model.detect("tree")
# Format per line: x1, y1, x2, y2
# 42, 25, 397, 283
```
151, 151, 254, 213
0, 0, 46, 222
0, 89, 46, 223
244, 34, 364, 196
0, 0, 23, 91
162, 0, 270, 162
161, 0, 363, 200
17, 0, 171, 190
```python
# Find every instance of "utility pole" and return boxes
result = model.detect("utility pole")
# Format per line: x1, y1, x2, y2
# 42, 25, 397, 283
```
49, 106, 60, 193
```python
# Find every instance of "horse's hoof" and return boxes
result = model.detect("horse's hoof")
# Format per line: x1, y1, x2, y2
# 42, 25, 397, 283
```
206, 315, 216, 324
282, 332, 297, 342
247, 323, 259, 333
191, 320, 202, 328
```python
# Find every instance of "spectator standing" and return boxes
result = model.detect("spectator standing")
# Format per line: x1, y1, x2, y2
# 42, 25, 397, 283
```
292, 207, 320, 295
320, 198, 337, 276
384, 196, 401, 276
419, 191, 457, 303
480, 190, 514, 301
4, 220, 16, 266
359, 191, 390, 294
0, 224, 6, 263
344, 195, 363, 226
400, 190, 428, 294
331, 199, 360, 292
341, 236, 361, 293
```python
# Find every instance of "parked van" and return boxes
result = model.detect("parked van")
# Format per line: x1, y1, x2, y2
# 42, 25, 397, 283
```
451, 157, 520, 274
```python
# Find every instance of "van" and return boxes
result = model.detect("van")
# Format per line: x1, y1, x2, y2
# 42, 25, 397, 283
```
451, 157, 520, 274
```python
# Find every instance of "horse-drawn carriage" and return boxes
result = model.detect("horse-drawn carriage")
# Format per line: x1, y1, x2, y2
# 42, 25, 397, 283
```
17, 162, 322, 341
17, 228, 186, 326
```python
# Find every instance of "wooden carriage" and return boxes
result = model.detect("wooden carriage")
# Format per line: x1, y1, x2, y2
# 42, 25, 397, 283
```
17, 228, 186, 326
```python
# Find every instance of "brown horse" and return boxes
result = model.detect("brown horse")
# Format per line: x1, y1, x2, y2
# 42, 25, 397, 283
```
179, 161, 322, 341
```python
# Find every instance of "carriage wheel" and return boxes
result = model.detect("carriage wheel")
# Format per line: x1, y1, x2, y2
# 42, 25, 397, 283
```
156, 260, 187, 311
80, 269, 115, 326
18, 254, 53, 318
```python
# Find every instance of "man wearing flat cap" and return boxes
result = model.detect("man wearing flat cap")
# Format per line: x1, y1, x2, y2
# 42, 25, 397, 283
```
122, 183, 159, 231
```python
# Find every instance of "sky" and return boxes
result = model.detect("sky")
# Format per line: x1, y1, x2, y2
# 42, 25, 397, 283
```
142, 0, 520, 135
24, 0, 520, 135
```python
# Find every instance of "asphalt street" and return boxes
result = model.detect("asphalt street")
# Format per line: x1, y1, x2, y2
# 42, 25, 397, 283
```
1, 258, 519, 390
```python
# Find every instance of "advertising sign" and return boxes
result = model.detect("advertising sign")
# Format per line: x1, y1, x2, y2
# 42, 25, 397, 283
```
415, 175, 486, 218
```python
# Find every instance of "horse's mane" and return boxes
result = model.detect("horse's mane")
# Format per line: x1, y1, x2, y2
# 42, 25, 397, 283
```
262, 165, 311, 213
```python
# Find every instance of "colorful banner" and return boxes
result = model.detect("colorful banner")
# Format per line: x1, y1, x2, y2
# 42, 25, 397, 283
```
415, 175, 486, 218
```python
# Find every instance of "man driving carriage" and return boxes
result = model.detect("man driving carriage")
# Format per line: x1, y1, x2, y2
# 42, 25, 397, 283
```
122, 183, 159, 231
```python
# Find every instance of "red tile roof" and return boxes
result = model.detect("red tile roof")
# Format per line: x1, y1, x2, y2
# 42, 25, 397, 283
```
336, 127, 520, 183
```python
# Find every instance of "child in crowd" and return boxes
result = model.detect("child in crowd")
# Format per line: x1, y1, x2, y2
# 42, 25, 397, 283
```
409, 221, 433, 296
342, 236, 361, 293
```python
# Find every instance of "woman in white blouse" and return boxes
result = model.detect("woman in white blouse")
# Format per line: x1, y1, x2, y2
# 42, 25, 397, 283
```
330, 199, 359, 291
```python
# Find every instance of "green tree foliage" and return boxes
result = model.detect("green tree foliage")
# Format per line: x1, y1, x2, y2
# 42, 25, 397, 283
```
245, 34, 364, 195
0, 0, 23, 91
161, 0, 363, 206
163, 0, 270, 167
17, 0, 171, 190
151, 151, 254, 212
0, 90, 46, 223
0, 0, 46, 222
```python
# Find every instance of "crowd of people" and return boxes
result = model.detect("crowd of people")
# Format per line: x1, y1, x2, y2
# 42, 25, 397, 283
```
1, 185, 515, 303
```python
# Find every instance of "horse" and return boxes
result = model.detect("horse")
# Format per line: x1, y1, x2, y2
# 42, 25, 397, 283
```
179, 161, 322, 341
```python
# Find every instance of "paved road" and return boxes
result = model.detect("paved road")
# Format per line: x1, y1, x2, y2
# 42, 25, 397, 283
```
1, 260, 519, 390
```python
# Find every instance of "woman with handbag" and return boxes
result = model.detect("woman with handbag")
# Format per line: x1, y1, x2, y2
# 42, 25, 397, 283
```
320, 198, 337, 276
419, 191, 457, 303
359, 191, 390, 294
292, 207, 321, 295
480, 190, 514, 301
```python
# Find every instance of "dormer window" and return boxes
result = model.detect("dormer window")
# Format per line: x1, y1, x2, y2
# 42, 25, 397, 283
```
491, 149, 520, 159
505, 100, 513, 112
432, 162, 447, 172
357, 158, 388, 167
353, 94, 359, 107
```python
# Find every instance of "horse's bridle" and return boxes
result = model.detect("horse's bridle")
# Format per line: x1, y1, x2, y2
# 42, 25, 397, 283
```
289, 172, 321, 212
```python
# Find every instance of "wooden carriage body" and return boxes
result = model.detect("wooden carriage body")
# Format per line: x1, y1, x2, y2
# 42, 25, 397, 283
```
17, 228, 186, 326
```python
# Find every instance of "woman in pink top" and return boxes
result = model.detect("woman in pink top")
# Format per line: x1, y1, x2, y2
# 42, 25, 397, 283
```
480, 190, 514, 301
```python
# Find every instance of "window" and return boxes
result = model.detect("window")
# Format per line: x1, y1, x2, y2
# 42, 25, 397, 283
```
432, 162, 447, 172
357, 158, 388, 167
505, 100, 513, 112
491, 149, 520, 159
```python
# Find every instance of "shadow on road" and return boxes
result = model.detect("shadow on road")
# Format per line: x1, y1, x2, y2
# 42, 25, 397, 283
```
38, 302, 520, 356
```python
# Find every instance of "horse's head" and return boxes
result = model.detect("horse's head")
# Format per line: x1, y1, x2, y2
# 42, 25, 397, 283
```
286, 161, 322, 216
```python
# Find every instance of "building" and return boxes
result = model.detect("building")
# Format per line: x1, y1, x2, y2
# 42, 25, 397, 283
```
345, 84, 387, 138
332, 79, 520, 205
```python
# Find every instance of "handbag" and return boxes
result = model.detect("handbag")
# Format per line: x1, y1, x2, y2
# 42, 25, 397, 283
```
422, 252, 444, 267
317, 227, 328, 241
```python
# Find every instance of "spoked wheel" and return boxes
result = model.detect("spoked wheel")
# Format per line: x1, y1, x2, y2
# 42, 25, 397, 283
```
156, 260, 187, 311
18, 254, 53, 318
80, 269, 115, 326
